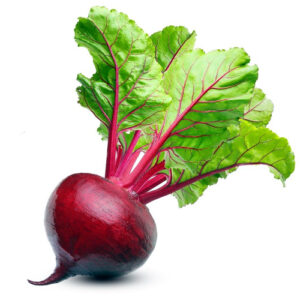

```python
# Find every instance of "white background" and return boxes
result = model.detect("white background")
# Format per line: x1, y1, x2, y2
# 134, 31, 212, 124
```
1, 0, 299, 299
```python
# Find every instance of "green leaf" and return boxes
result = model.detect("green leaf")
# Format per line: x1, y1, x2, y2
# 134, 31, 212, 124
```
204, 120, 295, 180
151, 26, 196, 72
175, 121, 295, 206
171, 87, 273, 206
75, 6, 171, 139
160, 48, 258, 173
243, 88, 273, 126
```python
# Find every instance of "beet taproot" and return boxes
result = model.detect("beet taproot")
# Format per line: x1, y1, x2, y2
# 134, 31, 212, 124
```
28, 174, 157, 285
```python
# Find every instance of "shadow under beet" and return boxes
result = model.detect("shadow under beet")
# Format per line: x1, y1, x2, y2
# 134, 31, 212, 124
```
68, 272, 147, 286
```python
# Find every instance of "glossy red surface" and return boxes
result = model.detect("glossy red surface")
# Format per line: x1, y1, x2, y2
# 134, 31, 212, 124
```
29, 173, 157, 285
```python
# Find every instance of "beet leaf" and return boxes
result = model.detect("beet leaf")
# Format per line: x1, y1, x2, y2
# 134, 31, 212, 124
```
151, 26, 196, 73
75, 7, 170, 177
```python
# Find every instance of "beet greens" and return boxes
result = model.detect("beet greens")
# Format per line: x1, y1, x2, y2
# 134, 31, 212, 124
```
75, 6, 294, 207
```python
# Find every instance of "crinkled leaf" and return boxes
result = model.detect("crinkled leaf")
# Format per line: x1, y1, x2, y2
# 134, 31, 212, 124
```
243, 88, 273, 126
175, 121, 295, 206
173, 86, 274, 206
151, 26, 196, 72
160, 48, 258, 173
75, 6, 170, 139
203, 120, 295, 180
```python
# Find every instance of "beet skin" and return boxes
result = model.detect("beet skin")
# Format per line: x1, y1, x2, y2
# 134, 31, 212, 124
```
28, 173, 157, 285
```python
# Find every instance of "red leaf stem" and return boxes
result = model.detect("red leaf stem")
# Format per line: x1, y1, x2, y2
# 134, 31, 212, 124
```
115, 130, 141, 177
137, 174, 168, 194
131, 161, 166, 192
89, 19, 120, 179
139, 162, 278, 204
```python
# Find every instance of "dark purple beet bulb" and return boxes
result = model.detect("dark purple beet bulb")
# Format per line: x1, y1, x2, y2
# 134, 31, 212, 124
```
28, 173, 157, 285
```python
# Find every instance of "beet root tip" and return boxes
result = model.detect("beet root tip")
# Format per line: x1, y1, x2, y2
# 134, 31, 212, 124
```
28, 264, 69, 286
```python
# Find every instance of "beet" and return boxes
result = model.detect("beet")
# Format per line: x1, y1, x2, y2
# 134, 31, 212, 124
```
29, 6, 295, 286
28, 173, 157, 285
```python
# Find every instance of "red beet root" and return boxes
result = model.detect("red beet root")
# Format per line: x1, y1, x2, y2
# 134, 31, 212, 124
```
28, 174, 157, 285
